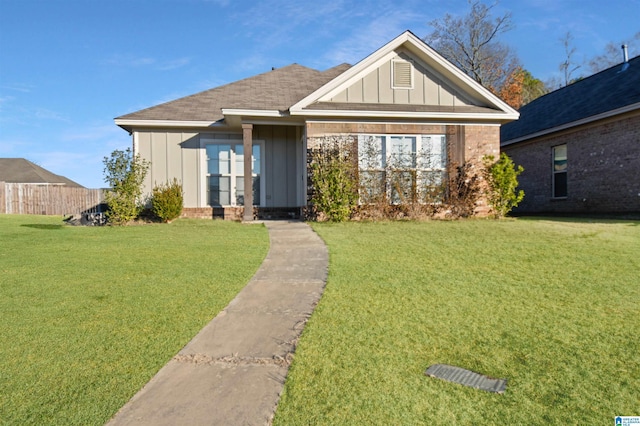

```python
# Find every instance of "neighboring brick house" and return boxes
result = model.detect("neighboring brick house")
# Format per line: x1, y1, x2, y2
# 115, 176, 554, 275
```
115, 31, 518, 220
0, 158, 83, 187
501, 54, 640, 215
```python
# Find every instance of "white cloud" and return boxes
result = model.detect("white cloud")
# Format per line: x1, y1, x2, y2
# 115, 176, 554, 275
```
157, 57, 192, 71
323, 8, 426, 65
103, 54, 190, 71
1, 83, 35, 93
35, 108, 70, 122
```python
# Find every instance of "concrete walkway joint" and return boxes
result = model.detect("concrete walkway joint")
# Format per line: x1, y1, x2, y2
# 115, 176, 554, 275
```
106, 221, 328, 426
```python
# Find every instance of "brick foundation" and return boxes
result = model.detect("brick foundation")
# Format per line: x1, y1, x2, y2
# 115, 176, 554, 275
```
181, 207, 301, 221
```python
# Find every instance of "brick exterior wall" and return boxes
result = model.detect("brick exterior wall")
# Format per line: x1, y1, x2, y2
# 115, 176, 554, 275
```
306, 122, 501, 216
503, 110, 640, 214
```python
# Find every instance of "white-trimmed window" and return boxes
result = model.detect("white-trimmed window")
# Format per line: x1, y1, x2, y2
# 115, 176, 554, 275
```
202, 140, 264, 207
552, 144, 567, 198
357, 134, 446, 203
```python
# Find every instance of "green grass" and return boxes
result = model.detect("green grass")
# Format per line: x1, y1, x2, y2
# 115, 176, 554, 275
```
274, 218, 640, 425
0, 215, 269, 425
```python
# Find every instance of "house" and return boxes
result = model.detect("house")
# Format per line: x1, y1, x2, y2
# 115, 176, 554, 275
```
0, 158, 105, 216
0, 158, 83, 187
501, 53, 640, 215
115, 31, 518, 221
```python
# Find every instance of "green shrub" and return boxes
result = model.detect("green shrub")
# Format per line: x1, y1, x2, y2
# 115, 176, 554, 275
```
309, 137, 358, 222
151, 179, 184, 223
103, 148, 149, 225
483, 152, 525, 218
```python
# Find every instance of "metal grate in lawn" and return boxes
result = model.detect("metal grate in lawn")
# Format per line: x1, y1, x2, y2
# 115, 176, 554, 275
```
425, 364, 507, 394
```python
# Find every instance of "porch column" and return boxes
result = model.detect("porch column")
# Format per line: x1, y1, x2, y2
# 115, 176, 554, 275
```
242, 123, 254, 221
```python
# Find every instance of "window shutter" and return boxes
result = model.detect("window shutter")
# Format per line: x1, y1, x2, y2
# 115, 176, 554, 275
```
393, 60, 413, 88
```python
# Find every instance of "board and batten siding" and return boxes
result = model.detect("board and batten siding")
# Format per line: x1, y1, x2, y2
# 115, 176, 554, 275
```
134, 126, 302, 209
329, 54, 472, 107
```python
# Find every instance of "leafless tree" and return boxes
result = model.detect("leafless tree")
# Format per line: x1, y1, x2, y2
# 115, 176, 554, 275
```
588, 31, 640, 73
558, 32, 582, 87
425, 0, 521, 94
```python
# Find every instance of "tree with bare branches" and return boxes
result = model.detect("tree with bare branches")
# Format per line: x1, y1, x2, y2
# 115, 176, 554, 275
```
588, 31, 640, 73
425, 0, 520, 96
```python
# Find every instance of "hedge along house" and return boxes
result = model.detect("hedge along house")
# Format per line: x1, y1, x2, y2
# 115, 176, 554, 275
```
115, 31, 518, 221
501, 51, 640, 215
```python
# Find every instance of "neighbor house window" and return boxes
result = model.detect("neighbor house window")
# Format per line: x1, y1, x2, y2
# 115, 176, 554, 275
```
357, 134, 446, 203
552, 144, 567, 198
205, 142, 262, 206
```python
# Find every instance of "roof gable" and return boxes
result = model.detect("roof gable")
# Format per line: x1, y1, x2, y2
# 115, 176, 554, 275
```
290, 31, 518, 121
501, 55, 640, 145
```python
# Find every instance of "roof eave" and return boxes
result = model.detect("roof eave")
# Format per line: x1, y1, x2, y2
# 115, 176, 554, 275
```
502, 101, 640, 146
292, 108, 519, 123
114, 118, 223, 129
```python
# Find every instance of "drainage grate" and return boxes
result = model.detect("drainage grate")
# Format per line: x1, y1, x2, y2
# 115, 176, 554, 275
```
425, 364, 507, 394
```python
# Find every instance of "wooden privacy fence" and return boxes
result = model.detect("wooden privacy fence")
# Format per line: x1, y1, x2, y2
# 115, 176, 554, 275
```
0, 182, 106, 215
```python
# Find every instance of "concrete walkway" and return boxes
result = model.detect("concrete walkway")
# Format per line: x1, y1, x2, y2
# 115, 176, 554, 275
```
106, 221, 328, 426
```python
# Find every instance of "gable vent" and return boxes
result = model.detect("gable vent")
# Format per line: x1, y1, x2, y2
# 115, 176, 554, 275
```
392, 60, 413, 89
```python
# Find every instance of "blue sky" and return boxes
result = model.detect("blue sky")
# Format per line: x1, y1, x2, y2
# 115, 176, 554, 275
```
1, 0, 638, 188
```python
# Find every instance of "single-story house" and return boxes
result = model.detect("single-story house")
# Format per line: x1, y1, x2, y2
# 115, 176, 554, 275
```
501, 53, 640, 215
0, 158, 83, 187
115, 30, 518, 220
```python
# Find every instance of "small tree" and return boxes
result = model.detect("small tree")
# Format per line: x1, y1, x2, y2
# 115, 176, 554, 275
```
483, 152, 524, 218
103, 148, 149, 225
309, 137, 358, 222
151, 179, 184, 223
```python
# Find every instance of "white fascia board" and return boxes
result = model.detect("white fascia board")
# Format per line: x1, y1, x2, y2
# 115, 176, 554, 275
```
290, 30, 519, 117
502, 102, 640, 146
306, 119, 502, 127
291, 108, 519, 122
114, 119, 221, 128
221, 109, 286, 117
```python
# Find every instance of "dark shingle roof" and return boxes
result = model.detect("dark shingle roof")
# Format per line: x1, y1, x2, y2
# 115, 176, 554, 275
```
0, 158, 84, 187
117, 63, 351, 122
501, 56, 640, 144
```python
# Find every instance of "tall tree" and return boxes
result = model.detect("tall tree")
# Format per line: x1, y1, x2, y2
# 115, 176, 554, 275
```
520, 69, 548, 105
558, 32, 582, 87
425, 0, 521, 96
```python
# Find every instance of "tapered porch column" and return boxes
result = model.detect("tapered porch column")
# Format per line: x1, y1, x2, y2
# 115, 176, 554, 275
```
242, 123, 254, 221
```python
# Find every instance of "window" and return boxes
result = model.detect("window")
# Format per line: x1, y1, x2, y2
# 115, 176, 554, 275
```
552, 144, 567, 198
392, 59, 414, 89
358, 134, 446, 203
205, 142, 262, 206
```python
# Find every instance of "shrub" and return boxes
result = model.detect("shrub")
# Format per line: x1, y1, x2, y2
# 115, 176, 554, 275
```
446, 161, 483, 218
103, 148, 149, 225
483, 152, 525, 218
151, 179, 184, 223
309, 137, 358, 222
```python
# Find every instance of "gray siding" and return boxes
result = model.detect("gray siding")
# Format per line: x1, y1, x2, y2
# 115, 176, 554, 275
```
134, 126, 302, 209
255, 125, 300, 208
330, 54, 473, 107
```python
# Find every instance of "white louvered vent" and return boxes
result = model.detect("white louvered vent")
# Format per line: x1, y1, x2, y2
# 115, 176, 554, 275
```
392, 60, 413, 89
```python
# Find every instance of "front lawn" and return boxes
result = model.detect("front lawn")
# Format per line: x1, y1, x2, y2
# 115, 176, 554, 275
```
274, 218, 640, 425
0, 215, 269, 425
